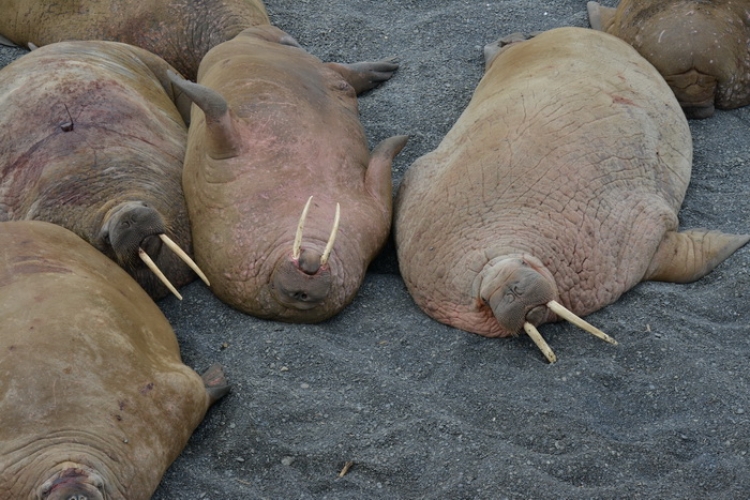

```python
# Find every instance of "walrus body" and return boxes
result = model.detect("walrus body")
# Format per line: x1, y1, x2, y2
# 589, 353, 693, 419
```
588, 0, 750, 118
394, 28, 748, 345
169, 25, 407, 322
0, 220, 228, 500
0, 0, 269, 80
0, 41, 197, 299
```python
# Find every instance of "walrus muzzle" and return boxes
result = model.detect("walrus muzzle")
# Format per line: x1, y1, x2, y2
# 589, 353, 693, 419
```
99, 200, 210, 299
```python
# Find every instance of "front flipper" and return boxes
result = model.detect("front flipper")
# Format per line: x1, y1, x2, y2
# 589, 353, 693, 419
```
167, 70, 242, 160
645, 229, 750, 283
364, 135, 409, 210
201, 363, 230, 406
587, 2, 617, 32
0, 33, 19, 47
325, 58, 399, 94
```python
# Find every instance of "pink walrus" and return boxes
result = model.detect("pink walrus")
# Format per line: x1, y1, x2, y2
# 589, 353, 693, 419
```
395, 28, 748, 361
169, 25, 408, 322
0, 41, 207, 300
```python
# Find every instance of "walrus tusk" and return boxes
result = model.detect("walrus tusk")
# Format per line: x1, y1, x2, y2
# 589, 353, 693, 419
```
139, 248, 183, 300
320, 203, 341, 266
547, 300, 617, 345
158, 234, 211, 286
523, 322, 557, 363
293, 196, 314, 260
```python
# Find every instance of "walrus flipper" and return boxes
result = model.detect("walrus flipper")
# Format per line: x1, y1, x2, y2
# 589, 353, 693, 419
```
325, 58, 399, 95
587, 2, 616, 31
0, 33, 18, 47
364, 135, 409, 207
201, 363, 230, 405
644, 229, 750, 283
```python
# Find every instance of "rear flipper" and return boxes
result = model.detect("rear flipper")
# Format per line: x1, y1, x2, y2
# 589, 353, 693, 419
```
202, 363, 230, 406
483, 32, 533, 70
644, 229, 750, 283
587, 1, 617, 31
0, 33, 19, 47
326, 58, 399, 94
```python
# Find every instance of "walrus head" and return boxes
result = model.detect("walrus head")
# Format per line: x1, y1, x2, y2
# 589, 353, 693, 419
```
474, 254, 616, 362
37, 465, 107, 500
99, 201, 209, 299
270, 196, 339, 312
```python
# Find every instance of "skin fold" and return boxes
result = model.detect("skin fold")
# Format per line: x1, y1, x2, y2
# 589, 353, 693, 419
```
0, 221, 228, 499
0, 0, 270, 80
394, 27, 748, 338
0, 41, 197, 299
170, 25, 407, 322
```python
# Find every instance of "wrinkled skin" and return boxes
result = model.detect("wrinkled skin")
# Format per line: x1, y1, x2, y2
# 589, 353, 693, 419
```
0, 41, 196, 299
394, 27, 749, 338
170, 25, 407, 322
588, 0, 750, 118
0, 0, 269, 80
0, 221, 229, 500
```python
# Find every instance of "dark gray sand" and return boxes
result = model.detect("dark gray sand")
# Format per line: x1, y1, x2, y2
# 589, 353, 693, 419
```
3, 1, 750, 499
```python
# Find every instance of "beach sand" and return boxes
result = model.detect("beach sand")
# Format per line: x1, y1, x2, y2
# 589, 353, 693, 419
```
3, 1, 750, 498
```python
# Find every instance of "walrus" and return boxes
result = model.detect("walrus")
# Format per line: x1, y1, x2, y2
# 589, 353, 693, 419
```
167, 25, 408, 322
0, 40, 209, 300
394, 27, 749, 362
587, 0, 750, 118
0, 220, 229, 499
0, 0, 270, 80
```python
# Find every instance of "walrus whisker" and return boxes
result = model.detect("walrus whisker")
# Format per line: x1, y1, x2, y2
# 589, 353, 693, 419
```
523, 322, 557, 363
546, 300, 617, 345
293, 196, 313, 260
139, 248, 183, 300
320, 203, 341, 266
158, 234, 211, 286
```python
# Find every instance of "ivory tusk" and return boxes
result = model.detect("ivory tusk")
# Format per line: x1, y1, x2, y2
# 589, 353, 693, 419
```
293, 196, 313, 260
139, 247, 183, 300
523, 322, 557, 363
159, 234, 211, 286
547, 300, 617, 345
320, 202, 341, 266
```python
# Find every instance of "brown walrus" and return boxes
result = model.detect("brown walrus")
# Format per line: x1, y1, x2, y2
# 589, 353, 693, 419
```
0, 0, 270, 80
167, 25, 408, 322
587, 0, 750, 118
0, 40, 209, 300
394, 27, 749, 362
0, 220, 229, 499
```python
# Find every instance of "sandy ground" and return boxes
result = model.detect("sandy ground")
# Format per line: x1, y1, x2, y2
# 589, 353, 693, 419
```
3, 1, 750, 499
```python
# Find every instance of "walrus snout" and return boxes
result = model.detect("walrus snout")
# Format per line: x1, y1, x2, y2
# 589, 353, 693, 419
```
38, 467, 106, 500
98, 200, 211, 300
270, 254, 333, 311
100, 201, 166, 264
298, 247, 324, 275
474, 255, 558, 335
